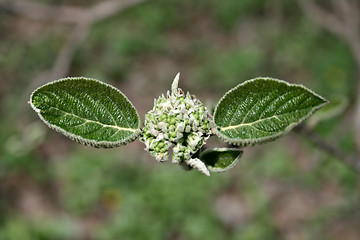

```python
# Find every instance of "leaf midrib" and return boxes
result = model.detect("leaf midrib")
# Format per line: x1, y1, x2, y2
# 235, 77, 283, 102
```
220, 115, 281, 131
47, 107, 137, 133
219, 106, 311, 131
219, 94, 312, 131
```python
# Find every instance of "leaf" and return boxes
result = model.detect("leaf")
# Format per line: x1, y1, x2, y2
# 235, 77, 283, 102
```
30, 77, 141, 148
307, 96, 348, 128
200, 148, 243, 173
213, 77, 328, 146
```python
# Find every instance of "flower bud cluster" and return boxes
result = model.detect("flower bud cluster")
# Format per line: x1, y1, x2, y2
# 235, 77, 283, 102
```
140, 87, 211, 164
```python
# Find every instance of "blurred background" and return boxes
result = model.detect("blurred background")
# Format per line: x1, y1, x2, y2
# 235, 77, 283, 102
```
1, 0, 360, 239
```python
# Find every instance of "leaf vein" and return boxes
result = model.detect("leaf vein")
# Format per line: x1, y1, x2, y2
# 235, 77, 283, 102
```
86, 93, 117, 126
239, 99, 261, 125
106, 94, 131, 128
107, 129, 120, 140
220, 103, 315, 131
49, 107, 136, 132
258, 92, 284, 119
225, 95, 249, 127
273, 92, 305, 115
63, 91, 100, 122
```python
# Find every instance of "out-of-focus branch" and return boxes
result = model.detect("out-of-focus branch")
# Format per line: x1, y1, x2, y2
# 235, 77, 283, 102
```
2, 0, 148, 111
86, 0, 147, 23
332, 0, 359, 30
295, 124, 360, 173
297, 0, 344, 37
50, 22, 90, 80
2, 0, 148, 236
3, 0, 147, 81
2, 0, 88, 23
2, 0, 146, 24
298, 0, 360, 148
298, 0, 360, 70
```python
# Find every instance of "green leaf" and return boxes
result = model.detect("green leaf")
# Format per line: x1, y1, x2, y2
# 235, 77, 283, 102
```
213, 77, 328, 146
307, 96, 348, 128
200, 148, 243, 172
30, 77, 141, 148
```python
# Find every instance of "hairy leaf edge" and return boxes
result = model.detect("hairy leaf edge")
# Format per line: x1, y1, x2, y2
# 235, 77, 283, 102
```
30, 77, 141, 148
200, 148, 243, 173
213, 77, 328, 146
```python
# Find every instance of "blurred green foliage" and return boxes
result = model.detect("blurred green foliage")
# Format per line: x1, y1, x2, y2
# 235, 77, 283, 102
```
1, 0, 359, 239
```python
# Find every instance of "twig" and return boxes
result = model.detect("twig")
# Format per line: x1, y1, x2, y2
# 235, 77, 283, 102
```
295, 124, 360, 173
297, 0, 360, 149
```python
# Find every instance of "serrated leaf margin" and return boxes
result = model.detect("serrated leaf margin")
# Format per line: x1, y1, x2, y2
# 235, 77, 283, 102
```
30, 77, 141, 148
213, 77, 328, 146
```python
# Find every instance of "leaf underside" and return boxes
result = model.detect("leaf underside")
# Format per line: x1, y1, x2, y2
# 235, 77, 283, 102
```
200, 148, 243, 172
213, 78, 328, 146
30, 77, 141, 148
